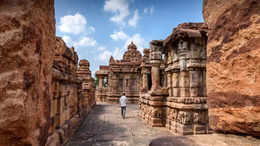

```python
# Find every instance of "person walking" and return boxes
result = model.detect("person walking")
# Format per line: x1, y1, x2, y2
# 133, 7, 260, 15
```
120, 93, 127, 119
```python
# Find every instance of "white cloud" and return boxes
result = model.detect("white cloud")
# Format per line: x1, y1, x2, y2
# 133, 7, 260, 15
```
124, 33, 145, 53
62, 36, 74, 47
110, 30, 129, 41
97, 46, 106, 51
88, 26, 96, 33
144, 8, 148, 13
74, 37, 97, 47
58, 13, 87, 34
58, 12, 95, 36
104, 0, 130, 25
144, 6, 154, 14
98, 50, 112, 61
112, 47, 124, 60
128, 9, 139, 27
150, 6, 154, 14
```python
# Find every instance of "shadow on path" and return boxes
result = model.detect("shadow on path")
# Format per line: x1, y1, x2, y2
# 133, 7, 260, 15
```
149, 136, 197, 146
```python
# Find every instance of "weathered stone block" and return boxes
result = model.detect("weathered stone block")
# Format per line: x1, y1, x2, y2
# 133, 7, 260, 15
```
179, 72, 189, 88
190, 87, 199, 97
180, 88, 190, 97
189, 71, 200, 88
172, 73, 179, 87
172, 88, 180, 97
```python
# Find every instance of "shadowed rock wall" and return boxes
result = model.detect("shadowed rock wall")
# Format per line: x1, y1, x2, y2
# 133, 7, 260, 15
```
0, 0, 55, 145
0, 1, 96, 145
203, 0, 260, 136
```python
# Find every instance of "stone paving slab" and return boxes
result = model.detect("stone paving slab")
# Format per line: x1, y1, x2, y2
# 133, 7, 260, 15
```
64, 103, 260, 146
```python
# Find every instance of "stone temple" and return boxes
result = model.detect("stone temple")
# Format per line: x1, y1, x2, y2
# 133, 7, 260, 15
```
95, 23, 209, 135
1, 0, 260, 145
96, 42, 142, 103
139, 23, 209, 135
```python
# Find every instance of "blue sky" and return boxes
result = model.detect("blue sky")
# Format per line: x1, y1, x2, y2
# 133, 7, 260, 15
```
55, 0, 204, 76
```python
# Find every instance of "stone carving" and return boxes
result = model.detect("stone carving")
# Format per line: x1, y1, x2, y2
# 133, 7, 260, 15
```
123, 42, 142, 62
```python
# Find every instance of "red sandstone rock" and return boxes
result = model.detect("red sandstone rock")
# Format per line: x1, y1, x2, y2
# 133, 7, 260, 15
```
0, 0, 55, 145
203, 0, 260, 136
0, 1, 96, 146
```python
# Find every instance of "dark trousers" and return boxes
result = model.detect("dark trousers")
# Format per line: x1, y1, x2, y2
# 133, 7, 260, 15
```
121, 106, 126, 119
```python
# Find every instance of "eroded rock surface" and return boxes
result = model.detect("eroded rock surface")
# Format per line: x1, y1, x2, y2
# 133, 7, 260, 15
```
203, 0, 260, 136
0, 0, 55, 145
0, 2, 96, 145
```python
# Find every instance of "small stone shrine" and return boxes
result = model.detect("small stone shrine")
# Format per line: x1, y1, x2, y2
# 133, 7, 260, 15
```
96, 42, 142, 103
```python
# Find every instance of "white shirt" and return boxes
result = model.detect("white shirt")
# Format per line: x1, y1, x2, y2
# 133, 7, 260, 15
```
120, 96, 127, 107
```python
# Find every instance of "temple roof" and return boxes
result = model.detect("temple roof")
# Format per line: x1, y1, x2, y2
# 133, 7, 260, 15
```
127, 41, 137, 50
55, 37, 78, 64
122, 42, 142, 63
95, 65, 109, 76
163, 23, 207, 47
79, 59, 89, 67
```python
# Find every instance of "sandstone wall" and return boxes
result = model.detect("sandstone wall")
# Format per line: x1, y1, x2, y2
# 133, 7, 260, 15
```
46, 37, 81, 146
0, 0, 55, 145
203, 0, 260, 136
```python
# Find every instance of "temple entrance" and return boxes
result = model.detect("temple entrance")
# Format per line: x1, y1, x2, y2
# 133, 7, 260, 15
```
148, 73, 152, 90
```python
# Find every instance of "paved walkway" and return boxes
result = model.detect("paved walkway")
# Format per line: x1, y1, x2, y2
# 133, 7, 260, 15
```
65, 103, 173, 146
65, 103, 260, 146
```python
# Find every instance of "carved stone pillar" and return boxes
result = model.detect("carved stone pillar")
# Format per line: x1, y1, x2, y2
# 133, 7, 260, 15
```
149, 40, 163, 91
167, 73, 172, 96
142, 73, 148, 91
150, 51, 162, 90
172, 71, 179, 97
98, 76, 103, 89
190, 70, 200, 97
178, 40, 190, 97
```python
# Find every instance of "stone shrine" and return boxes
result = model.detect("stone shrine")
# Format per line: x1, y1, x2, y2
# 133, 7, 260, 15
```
77, 59, 96, 116
96, 42, 142, 103
139, 23, 209, 135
